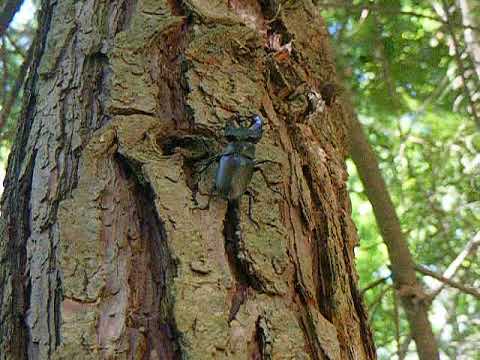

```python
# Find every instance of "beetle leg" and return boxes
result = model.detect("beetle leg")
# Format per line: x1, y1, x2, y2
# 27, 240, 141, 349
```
254, 159, 281, 167
244, 189, 260, 229
197, 154, 222, 175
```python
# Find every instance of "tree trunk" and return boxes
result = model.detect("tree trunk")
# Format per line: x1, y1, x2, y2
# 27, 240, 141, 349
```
457, 0, 480, 84
0, 0, 23, 37
345, 105, 440, 360
0, 0, 376, 359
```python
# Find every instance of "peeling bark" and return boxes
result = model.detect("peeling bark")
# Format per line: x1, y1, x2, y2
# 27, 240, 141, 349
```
0, 0, 376, 359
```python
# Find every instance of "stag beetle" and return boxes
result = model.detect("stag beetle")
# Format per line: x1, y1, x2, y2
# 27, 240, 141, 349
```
215, 114, 263, 200
197, 114, 274, 223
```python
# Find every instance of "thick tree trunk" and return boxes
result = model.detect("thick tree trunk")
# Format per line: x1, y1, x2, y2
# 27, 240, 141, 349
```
0, 0, 376, 359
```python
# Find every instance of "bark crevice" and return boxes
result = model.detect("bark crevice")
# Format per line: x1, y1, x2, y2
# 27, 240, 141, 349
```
252, 315, 273, 360
223, 198, 280, 323
301, 158, 335, 323
116, 154, 183, 359
293, 269, 326, 360
114, 0, 138, 34
223, 201, 266, 292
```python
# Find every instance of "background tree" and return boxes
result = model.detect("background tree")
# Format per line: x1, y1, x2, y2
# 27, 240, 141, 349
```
322, 0, 480, 358
0, 0, 35, 148
0, 0, 376, 359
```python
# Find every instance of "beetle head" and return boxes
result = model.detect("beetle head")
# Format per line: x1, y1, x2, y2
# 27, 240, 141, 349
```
224, 114, 264, 143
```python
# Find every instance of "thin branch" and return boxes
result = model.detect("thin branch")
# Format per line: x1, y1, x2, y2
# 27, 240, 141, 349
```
398, 335, 412, 360
361, 275, 390, 295
397, 10, 446, 24
1, 39, 9, 106
5, 30, 26, 58
415, 265, 480, 299
0, 0, 23, 37
437, 0, 480, 129
430, 231, 480, 297
409, 74, 450, 121
368, 285, 391, 326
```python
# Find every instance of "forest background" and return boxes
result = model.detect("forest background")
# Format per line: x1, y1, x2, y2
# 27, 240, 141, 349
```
0, 0, 478, 359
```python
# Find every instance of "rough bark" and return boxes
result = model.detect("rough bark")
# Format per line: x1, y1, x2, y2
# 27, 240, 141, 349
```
0, 0, 376, 359
345, 107, 440, 360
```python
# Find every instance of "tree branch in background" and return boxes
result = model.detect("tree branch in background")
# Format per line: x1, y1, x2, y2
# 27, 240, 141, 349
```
345, 103, 440, 360
435, 0, 480, 129
0, 41, 33, 135
398, 335, 412, 360
430, 231, 480, 297
371, 12, 403, 116
1, 39, 9, 106
365, 233, 480, 356
5, 31, 26, 58
361, 275, 390, 295
0, 0, 23, 37
368, 285, 391, 325
331, 1, 477, 357
415, 264, 480, 299
456, 0, 480, 83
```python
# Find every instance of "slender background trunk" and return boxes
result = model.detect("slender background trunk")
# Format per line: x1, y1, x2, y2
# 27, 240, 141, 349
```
345, 105, 440, 360
0, 0, 376, 358
0, 0, 23, 37
457, 0, 480, 83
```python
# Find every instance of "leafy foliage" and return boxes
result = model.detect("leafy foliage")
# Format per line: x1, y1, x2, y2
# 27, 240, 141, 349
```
0, 0, 36, 158
323, 0, 480, 358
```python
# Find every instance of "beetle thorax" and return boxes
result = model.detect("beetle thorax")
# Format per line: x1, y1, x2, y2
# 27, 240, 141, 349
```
225, 142, 256, 159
